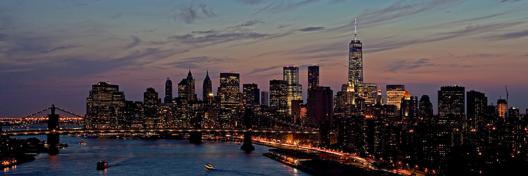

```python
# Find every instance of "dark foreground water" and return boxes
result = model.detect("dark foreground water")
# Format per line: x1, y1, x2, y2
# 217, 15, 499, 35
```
2, 136, 308, 176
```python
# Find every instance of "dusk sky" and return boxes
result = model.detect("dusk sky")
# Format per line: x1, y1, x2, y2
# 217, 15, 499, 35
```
1, 0, 528, 116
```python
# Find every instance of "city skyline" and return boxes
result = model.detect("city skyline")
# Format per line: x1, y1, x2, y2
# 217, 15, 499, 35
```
2, 0, 528, 116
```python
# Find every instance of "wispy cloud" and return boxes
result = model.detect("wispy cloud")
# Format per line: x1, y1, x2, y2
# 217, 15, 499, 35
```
124, 35, 141, 49
164, 56, 226, 70
487, 30, 528, 40
298, 26, 325, 32
333, 0, 461, 31
174, 3, 216, 24
387, 58, 434, 72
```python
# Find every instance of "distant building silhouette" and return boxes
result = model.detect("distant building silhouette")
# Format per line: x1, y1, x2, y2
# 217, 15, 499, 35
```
164, 78, 173, 104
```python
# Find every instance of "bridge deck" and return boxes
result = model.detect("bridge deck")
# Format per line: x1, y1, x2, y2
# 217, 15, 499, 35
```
1, 128, 319, 136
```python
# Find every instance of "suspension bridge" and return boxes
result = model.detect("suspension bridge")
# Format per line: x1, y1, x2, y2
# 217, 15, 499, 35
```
1, 105, 320, 154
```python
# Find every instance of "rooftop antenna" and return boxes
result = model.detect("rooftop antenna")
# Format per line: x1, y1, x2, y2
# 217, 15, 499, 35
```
354, 17, 358, 41
505, 85, 509, 104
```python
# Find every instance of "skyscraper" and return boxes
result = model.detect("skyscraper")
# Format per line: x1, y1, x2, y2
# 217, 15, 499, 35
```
203, 71, 213, 103
144, 87, 161, 128
269, 80, 288, 114
218, 73, 242, 127
418, 95, 433, 118
438, 86, 466, 120
164, 78, 173, 104
260, 91, 269, 106
243, 83, 260, 106
283, 66, 302, 115
386, 85, 406, 110
307, 86, 333, 146
467, 90, 487, 130
308, 65, 319, 90
497, 99, 508, 120
348, 18, 363, 85
401, 95, 418, 119
437, 85, 465, 157
178, 70, 197, 102
86, 82, 126, 129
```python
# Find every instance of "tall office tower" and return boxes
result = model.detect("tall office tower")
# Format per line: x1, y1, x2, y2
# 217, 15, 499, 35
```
144, 87, 161, 129
260, 91, 269, 106
164, 78, 173, 104
307, 86, 333, 146
218, 73, 242, 127
438, 86, 466, 121
86, 82, 126, 129
269, 80, 289, 115
202, 71, 213, 103
418, 95, 433, 118
308, 65, 319, 90
356, 83, 378, 105
348, 18, 363, 86
467, 90, 488, 130
401, 95, 418, 119
386, 85, 406, 110
497, 99, 508, 120
178, 70, 197, 102
437, 85, 465, 158
283, 66, 302, 115
243, 83, 260, 106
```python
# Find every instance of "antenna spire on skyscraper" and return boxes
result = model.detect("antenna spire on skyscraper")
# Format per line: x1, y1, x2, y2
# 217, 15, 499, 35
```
354, 17, 358, 41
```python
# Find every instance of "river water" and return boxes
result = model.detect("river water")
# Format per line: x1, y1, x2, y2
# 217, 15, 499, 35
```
2, 136, 308, 176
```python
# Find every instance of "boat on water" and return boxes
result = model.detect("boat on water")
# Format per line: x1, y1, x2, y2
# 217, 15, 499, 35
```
204, 163, 215, 171
80, 140, 87, 146
96, 160, 109, 170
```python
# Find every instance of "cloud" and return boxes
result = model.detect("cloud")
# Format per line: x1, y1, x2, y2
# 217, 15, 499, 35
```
367, 21, 525, 53
498, 0, 522, 2
487, 30, 528, 40
169, 30, 269, 45
239, 19, 264, 27
333, 0, 461, 31
165, 56, 226, 70
298, 26, 325, 32
43, 45, 80, 53
247, 65, 282, 75
175, 3, 216, 24
237, 0, 267, 5
387, 58, 434, 72
250, 0, 321, 13
124, 35, 141, 49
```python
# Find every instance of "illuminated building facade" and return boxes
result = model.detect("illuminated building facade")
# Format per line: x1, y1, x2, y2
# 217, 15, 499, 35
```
218, 73, 242, 128
143, 87, 161, 129
467, 90, 487, 130
269, 80, 288, 115
86, 82, 126, 129
356, 83, 378, 106
283, 66, 302, 115
386, 85, 406, 110
178, 71, 197, 102
497, 99, 508, 120
242, 83, 260, 106
348, 18, 363, 86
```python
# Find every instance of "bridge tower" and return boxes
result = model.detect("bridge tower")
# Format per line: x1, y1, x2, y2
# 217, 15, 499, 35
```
47, 104, 60, 155
189, 110, 203, 144
241, 109, 255, 153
